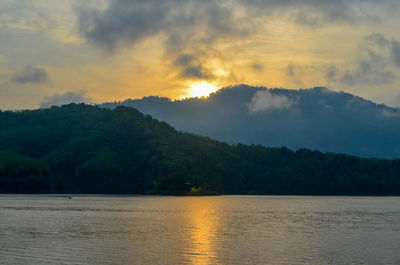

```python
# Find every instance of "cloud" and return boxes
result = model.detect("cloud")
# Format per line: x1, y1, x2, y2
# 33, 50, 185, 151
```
248, 89, 294, 113
325, 65, 337, 80
173, 53, 214, 79
364, 33, 390, 50
76, 0, 383, 53
293, 12, 319, 27
10, 65, 49, 84
40, 91, 90, 108
381, 108, 400, 118
250, 63, 263, 72
0, 1, 56, 32
75, 0, 397, 87
76, 0, 251, 52
391, 41, 400, 67
76, 0, 258, 83
328, 33, 399, 86
246, 0, 385, 26
287, 64, 296, 77
77, 1, 170, 51
173, 54, 196, 67
179, 65, 213, 79
361, 33, 400, 69
339, 59, 395, 86
339, 67, 395, 86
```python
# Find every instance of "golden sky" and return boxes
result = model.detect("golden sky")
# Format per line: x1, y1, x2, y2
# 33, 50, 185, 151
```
1, 0, 400, 109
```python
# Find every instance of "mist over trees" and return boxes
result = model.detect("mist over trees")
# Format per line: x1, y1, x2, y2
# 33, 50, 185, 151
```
1, 104, 400, 195
101, 85, 400, 159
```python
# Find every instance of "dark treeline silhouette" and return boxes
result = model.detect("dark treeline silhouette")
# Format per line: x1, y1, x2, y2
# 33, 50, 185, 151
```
1, 104, 400, 195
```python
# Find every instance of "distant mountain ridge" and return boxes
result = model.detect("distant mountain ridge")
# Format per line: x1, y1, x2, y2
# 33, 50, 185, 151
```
100, 85, 400, 159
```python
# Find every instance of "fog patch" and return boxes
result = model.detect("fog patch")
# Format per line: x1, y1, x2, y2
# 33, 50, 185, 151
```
381, 108, 400, 118
40, 91, 90, 108
248, 90, 294, 113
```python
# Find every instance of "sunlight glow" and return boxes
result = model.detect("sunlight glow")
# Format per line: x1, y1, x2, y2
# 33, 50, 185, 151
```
183, 198, 219, 265
188, 82, 218, 98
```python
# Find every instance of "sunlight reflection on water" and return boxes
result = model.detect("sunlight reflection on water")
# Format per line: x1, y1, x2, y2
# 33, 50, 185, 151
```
0, 195, 400, 265
182, 199, 219, 265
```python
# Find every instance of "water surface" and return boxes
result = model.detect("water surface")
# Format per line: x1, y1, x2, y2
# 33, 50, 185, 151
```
1, 195, 400, 264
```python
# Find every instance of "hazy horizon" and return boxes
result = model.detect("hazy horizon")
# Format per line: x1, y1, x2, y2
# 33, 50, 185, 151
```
2, 84, 400, 111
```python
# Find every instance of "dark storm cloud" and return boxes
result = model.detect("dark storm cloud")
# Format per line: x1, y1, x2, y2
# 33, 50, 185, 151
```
76, 0, 382, 53
77, 1, 170, 51
77, 0, 251, 52
11, 65, 49, 84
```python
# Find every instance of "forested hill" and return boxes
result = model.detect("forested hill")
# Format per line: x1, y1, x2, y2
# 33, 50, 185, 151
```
1, 104, 400, 195
101, 85, 400, 159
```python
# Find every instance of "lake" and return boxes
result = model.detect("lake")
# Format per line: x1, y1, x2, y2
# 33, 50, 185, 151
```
0, 195, 400, 264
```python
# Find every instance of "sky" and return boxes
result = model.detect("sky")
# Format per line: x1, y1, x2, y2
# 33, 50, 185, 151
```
1, 0, 400, 109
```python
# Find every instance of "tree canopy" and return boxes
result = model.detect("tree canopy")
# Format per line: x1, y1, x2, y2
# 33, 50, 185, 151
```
1, 104, 400, 195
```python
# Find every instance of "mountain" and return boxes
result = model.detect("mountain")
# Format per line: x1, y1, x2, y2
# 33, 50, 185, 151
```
1, 103, 400, 195
101, 85, 400, 158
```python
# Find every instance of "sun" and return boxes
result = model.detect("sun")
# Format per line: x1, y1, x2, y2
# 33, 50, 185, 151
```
188, 81, 218, 98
